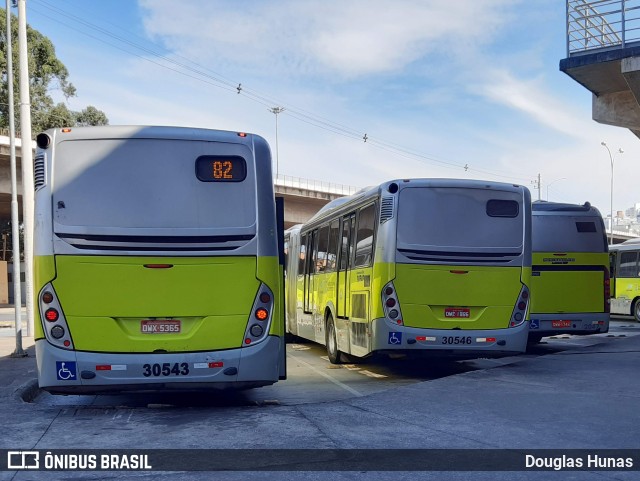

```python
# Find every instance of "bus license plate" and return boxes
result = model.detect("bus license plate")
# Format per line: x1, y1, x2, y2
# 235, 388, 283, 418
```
141, 320, 181, 334
552, 320, 571, 328
444, 308, 470, 318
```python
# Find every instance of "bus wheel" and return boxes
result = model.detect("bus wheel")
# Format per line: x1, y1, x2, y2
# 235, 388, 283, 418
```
326, 316, 343, 364
634, 300, 640, 322
527, 334, 543, 345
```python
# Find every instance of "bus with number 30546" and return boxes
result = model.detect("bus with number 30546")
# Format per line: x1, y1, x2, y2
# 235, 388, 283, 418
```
283, 178, 532, 362
33, 126, 285, 393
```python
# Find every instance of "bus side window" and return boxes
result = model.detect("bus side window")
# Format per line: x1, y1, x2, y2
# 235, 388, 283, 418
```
316, 225, 330, 273
340, 215, 354, 271
618, 251, 638, 278
354, 203, 376, 267
299, 234, 307, 275
284, 239, 289, 277
326, 219, 340, 272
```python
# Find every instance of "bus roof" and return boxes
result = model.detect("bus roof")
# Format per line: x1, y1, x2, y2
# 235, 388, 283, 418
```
532, 200, 597, 214
40, 125, 263, 146
307, 178, 528, 226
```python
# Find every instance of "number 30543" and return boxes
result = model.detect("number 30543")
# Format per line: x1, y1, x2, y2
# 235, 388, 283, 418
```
142, 362, 189, 377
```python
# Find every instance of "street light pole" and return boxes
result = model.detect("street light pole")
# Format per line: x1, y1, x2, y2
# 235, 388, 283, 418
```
546, 178, 567, 201
601, 141, 624, 245
6, 0, 25, 357
268, 107, 285, 180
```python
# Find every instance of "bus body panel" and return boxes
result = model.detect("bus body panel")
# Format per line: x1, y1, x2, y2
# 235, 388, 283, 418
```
36, 335, 282, 394
530, 252, 608, 313
34, 126, 284, 392
530, 202, 609, 337
394, 264, 524, 330
284, 179, 532, 359
371, 317, 529, 354
608, 242, 640, 316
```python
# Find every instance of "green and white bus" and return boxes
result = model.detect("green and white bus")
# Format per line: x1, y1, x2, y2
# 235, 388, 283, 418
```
609, 238, 640, 321
34, 126, 285, 393
284, 179, 532, 363
529, 201, 610, 343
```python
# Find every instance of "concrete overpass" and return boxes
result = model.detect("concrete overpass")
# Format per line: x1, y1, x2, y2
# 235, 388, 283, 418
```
561, 0, 640, 138
0, 133, 30, 221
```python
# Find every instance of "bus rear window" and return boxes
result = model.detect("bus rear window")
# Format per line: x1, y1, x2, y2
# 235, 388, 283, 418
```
532, 216, 606, 252
576, 221, 597, 233
53, 139, 256, 230
397, 187, 523, 249
486, 199, 519, 218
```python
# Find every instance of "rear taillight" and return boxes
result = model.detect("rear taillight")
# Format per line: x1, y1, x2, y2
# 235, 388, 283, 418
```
38, 284, 74, 350
243, 284, 274, 346
510, 285, 530, 327
382, 281, 403, 325
604, 268, 611, 313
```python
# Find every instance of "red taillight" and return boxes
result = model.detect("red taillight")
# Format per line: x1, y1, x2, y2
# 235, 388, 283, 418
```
45, 308, 59, 322
244, 338, 252, 344
386, 298, 396, 308
42, 292, 54, 304
518, 302, 526, 310
259, 292, 271, 303
255, 308, 268, 321
384, 286, 394, 296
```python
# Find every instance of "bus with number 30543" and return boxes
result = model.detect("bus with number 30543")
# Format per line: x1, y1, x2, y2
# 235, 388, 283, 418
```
283, 178, 532, 362
33, 126, 285, 393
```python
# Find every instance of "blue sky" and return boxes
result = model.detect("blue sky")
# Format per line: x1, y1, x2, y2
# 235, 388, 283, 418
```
17, 0, 640, 217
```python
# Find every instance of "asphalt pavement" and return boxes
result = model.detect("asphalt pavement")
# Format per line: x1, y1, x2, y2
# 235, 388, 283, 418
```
1, 307, 639, 480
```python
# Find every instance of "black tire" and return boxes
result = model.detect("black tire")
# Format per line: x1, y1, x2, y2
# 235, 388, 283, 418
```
326, 316, 343, 364
634, 300, 640, 322
527, 333, 543, 345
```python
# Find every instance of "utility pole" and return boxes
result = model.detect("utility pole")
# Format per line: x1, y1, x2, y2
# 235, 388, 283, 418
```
6, 0, 25, 357
268, 107, 285, 180
532, 174, 541, 201
18, 0, 34, 337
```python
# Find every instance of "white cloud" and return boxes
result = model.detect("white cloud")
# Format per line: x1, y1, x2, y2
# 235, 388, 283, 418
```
140, 0, 519, 78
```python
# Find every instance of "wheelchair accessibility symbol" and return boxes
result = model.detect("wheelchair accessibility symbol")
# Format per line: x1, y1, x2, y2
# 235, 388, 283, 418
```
530, 319, 539, 330
388, 332, 402, 345
56, 361, 77, 381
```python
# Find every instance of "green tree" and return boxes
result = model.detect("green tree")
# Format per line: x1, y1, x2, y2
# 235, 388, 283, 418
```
0, 7, 108, 135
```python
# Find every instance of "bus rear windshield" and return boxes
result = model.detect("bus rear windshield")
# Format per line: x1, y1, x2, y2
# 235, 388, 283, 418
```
532, 216, 606, 252
396, 187, 524, 250
52, 138, 256, 230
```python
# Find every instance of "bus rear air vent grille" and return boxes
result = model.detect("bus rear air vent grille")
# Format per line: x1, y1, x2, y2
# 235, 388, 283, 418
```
34, 154, 46, 190
380, 196, 394, 224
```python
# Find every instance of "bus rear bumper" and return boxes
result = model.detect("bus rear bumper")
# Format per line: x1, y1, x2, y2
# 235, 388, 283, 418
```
370, 318, 529, 356
35, 335, 283, 394
529, 313, 610, 336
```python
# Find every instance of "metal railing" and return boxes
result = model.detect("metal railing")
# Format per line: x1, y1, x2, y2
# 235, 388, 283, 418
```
274, 174, 359, 196
567, 0, 640, 55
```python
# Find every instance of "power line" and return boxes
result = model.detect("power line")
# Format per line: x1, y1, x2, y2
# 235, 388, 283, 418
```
27, 0, 539, 184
